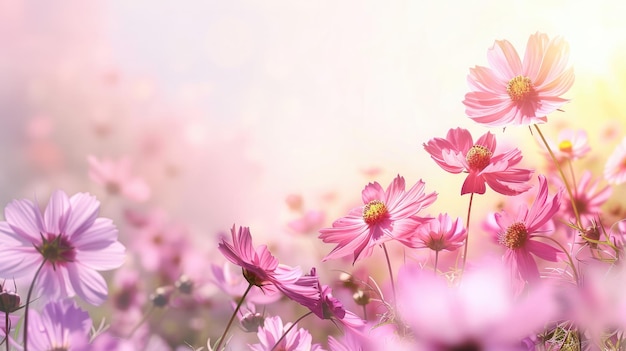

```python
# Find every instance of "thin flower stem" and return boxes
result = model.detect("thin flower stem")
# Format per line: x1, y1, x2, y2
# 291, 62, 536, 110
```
533, 124, 583, 230
460, 192, 475, 276
270, 311, 314, 351
362, 305, 368, 321
434, 250, 440, 274
381, 243, 397, 305
214, 283, 253, 351
535, 234, 579, 284
23, 259, 47, 351
567, 159, 577, 192
127, 305, 154, 338
5, 310, 9, 351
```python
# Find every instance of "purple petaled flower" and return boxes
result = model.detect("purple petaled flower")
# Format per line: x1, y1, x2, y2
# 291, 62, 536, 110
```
301, 268, 365, 332
218, 225, 320, 308
28, 299, 92, 351
0, 190, 125, 305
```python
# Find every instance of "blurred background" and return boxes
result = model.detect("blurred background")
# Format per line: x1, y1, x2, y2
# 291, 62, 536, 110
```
1, 0, 626, 346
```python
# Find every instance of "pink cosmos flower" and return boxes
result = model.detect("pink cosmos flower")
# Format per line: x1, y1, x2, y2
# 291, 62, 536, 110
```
396, 262, 560, 350
463, 32, 574, 126
218, 225, 320, 307
492, 176, 563, 287
328, 332, 364, 351
604, 137, 626, 184
88, 155, 151, 202
0, 190, 125, 305
553, 171, 612, 226
27, 299, 92, 351
319, 175, 436, 263
248, 315, 325, 351
409, 213, 466, 252
423, 127, 533, 195
210, 263, 281, 305
540, 129, 591, 162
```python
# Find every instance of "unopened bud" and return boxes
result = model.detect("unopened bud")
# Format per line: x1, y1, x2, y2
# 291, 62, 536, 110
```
353, 290, 370, 306
339, 272, 357, 291
150, 286, 173, 308
240, 312, 265, 332
0, 290, 21, 313
175, 275, 194, 294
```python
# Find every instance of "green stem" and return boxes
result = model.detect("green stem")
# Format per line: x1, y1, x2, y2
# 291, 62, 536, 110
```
214, 283, 253, 351
534, 124, 583, 230
381, 243, 397, 305
270, 311, 313, 351
23, 259, 47, 351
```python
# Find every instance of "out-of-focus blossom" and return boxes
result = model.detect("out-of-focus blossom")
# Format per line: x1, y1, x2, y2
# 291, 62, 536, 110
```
0, 190, 125, 305
319, 175, 436, 263
492, 176, 563, 288
286, 194, 304, 211
410, 213, 466, 252
540, 129, 590, 162
396, 262, 559, 350
88, 155, 151, 202
463, 32, 574, 126
28, 299, 92, 351
328, 331, 364, 351
288, 210, 325, 234
604, 137, 626, 184
218, 225, 319, 308
236, 302, 265, 333
424, 128, 533, 195
553, 171, 612, 226
248, 315, 325, 351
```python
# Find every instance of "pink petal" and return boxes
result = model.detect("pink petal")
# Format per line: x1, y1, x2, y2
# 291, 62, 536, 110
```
67, 264, 108, 305
44, 190, 70, 235
65, 193, 100, 238
487, 39, 522, 80
71, 218, 119, 249
526, 239, 560, 262
75, 241, 126, 271
361, 182, 385, 204
4, 198, 44, 241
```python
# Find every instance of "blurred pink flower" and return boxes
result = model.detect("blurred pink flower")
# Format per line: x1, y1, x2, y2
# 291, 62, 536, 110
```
396, 262, 559, 350
88, 155, 151, 202
540, 129, 590, 162
319, 175, 436, 263
218, 225, 320, 307
463, 32, 574, 126
0, 190, 125, 305
28, 299, 92, 351
288, 210, 325, 234
423, 127, 533, 195
604, 137, 626, 184
553, 170, 612, 226
409, 213, 466, 252
493, 176, 563, 287
328, 331, 364, 351
248, 315, 325, 351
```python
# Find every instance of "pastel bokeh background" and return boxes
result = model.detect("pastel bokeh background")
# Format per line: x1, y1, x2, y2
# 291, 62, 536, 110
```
1, 1, 626, 347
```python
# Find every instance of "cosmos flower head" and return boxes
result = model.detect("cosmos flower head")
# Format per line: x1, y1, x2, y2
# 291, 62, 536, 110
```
319, 175, 436, 263
552, 170, 612, 227
0, 190, 125, 305
27, 299, 92, 351
424, 127, 534, 195
492, 176, 563, 288
410, 213, 466, 252
540, 129, 591, 163
88, 155, 151, 202
218, 225, 320, 308
463, 32, 574, 127
248, 315, 325, 351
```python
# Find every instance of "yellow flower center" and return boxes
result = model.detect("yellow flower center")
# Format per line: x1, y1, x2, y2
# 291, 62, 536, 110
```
363, 200, 388, 225
500, 222, 528, 249
558, 140, 573, 153
466, 145, 492, 171
506, 75, 533, 102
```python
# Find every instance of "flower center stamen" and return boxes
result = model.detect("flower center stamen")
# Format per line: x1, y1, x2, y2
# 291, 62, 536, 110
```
362, 200, 388, 225
558, 140, 573, 153
36, 233, 76, 267
466, 145, 492, 171
506, 76, 533, 102
500, 222, 528, 249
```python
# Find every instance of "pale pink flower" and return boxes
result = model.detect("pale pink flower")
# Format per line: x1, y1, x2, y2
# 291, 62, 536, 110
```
218, 225, 319, 307
540, 129, 590, 162
27, 299, 92, 351
0, 190, 125, 305
410, 213, 466, 252
319, 175, 436, 263
604, 137, 626, 184
553, 170, 612, 226
492, 176, 563, 287
248, 315, 325, 351
328, 332, 364, 351
424, 127, 533, 195
88, 155, 151, 202
463, 32, 574, 126
288, 210, 325, 234
396, 261, 559, 350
